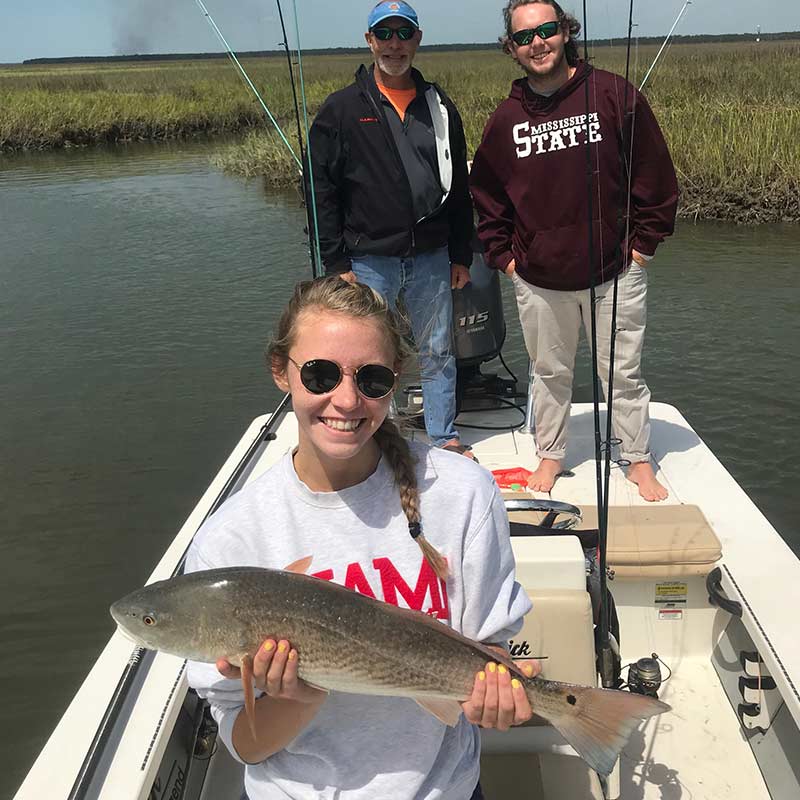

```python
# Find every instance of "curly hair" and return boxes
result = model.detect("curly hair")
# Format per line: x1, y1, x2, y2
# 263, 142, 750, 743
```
500, 0, 582, 66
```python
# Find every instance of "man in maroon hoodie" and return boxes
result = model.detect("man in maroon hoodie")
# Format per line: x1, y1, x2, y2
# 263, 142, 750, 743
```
470, 0, 678, 501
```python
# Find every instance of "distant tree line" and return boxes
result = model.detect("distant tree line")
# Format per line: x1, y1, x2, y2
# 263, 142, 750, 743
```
21, 31, 800, 65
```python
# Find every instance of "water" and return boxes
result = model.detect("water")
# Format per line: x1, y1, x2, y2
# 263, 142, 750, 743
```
1, 143, 798, 796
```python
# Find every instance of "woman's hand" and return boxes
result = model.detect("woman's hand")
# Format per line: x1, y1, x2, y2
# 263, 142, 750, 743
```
503, 258, 516, 277
217, 639, 327, 705
220, 639, 327, 762
461, 658, 540, 731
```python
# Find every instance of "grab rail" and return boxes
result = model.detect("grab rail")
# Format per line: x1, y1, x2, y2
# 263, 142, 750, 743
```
706, 566, 743, 618
504, 498, 583, 529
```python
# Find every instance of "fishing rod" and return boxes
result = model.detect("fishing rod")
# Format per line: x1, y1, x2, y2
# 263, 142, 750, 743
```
581, 0, 615, 690
275, 0, 305, 169
581, 0, 642, 690
193, 0, 302, 169
290, 0, 324, 277
276, 0, 322, 277
599, 0, 639, 690
193, 0, 321, 276
640, 0, 692, 90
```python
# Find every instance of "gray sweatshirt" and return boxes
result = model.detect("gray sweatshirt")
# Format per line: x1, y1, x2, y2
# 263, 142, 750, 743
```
186, 443, 532, 800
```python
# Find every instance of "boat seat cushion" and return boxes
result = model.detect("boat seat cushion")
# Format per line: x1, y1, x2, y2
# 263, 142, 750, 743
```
508, 500, 722, 577
513, 590, 596, 687
487, 591, 600, 783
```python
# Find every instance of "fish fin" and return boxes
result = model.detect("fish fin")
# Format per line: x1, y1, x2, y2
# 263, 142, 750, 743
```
240, 654, 258, 741
415, 697, 463, 727
532, 683, 669, 776
284, 556, 313, 574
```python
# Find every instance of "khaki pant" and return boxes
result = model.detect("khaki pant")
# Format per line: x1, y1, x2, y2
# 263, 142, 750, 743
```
511, 263, 651, 464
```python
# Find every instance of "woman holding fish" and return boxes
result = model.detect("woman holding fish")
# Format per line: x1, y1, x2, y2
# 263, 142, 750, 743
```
185, 276, 537, 799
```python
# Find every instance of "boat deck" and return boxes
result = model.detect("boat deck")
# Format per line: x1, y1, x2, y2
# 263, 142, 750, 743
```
464, 402, 796, 798
246, 401, 791, 799
457, 403, 800, 723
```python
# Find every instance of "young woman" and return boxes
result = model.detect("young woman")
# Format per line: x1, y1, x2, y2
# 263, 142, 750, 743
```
186, 276, 537, 799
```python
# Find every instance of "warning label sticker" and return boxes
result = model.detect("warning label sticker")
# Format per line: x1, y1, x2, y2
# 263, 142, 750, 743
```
655, 582, 688, 605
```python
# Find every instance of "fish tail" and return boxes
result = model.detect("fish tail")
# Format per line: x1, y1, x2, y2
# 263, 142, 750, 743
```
527, 683, 670, 776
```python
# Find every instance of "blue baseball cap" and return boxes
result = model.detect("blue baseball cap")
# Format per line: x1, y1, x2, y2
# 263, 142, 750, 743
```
368, 1, 419, 30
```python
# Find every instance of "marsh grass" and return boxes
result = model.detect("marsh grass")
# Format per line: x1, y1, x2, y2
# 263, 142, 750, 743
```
212, 129, 304, 184
2, 42, 799, 222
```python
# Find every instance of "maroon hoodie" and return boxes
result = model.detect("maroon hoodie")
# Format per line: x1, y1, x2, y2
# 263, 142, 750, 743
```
470, 62, 678, 291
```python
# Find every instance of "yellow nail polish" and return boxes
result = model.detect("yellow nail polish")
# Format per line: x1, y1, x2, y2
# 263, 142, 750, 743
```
263, 641, 274, 652
488, 663, 497, 673
498, 665, 508, 675
288, 650, 297, 661
523, 664, 534, 676
478, 671, 486, 681
511, 679, 521, 689
278, 642, 287, 653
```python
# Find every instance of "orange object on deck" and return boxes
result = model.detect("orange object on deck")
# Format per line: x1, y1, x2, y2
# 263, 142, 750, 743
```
491, 467, 534, 489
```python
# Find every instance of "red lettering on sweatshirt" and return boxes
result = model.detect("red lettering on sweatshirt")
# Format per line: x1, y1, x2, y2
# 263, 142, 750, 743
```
344, 563, 377, 598
311, 558, 450, 620
373, 557, 450, 620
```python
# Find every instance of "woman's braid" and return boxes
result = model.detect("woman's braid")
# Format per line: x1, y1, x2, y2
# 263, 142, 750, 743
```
373, 419, 448, 580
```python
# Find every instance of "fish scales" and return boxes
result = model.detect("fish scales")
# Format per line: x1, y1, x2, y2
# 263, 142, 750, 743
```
145, 566, 492, 699
111, 565, 670, 776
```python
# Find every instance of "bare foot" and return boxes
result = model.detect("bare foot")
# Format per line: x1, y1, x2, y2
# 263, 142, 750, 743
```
527, 458, 562, 493
627, 461, 669, 502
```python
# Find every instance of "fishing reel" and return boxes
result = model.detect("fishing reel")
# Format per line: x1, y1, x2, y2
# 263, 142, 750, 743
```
626, 653, 669, 698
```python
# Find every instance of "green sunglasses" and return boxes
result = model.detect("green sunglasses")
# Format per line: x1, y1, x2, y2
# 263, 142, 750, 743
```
511, 21, 561, 46
371, 25, 416, 41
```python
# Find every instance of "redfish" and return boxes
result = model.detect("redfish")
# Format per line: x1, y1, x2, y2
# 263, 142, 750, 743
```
111, 562, 668, 775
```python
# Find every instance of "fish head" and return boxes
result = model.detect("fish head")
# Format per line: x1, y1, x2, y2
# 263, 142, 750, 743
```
110, 575, 213, 657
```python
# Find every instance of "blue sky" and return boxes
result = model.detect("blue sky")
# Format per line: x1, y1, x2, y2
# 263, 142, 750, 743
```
2, 1, 798, 63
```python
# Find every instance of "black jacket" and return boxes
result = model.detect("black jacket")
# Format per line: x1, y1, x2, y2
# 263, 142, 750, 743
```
309, 65, 474, 274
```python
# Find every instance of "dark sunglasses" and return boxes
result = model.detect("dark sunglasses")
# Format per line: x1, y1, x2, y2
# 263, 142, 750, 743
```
511, 21, 561, 46
287, 357, 397, 400
371, 25, 416, 41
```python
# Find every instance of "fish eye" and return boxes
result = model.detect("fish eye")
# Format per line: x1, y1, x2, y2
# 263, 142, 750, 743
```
143, 615, 157, 626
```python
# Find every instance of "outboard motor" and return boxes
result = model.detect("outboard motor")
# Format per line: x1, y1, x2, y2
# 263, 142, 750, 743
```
451, 238, 517, 412
400, 238, 518, 417
452, 241, 506, 367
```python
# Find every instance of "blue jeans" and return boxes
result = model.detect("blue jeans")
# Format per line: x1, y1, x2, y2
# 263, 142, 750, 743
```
351, 247, 458, 447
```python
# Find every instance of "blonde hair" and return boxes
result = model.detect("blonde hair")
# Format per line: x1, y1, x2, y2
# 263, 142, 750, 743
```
267, 276, 448, 579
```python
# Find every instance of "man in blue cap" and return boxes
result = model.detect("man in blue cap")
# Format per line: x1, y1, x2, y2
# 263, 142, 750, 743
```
309, 1, 476, 459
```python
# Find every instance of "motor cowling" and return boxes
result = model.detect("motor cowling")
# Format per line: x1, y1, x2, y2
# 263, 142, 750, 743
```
451, 244, 506, 367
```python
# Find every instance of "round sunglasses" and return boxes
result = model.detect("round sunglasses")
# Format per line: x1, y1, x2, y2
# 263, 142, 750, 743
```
287, 357, 397, 400
371, 25, 416, 41
511, 21, 561, 46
